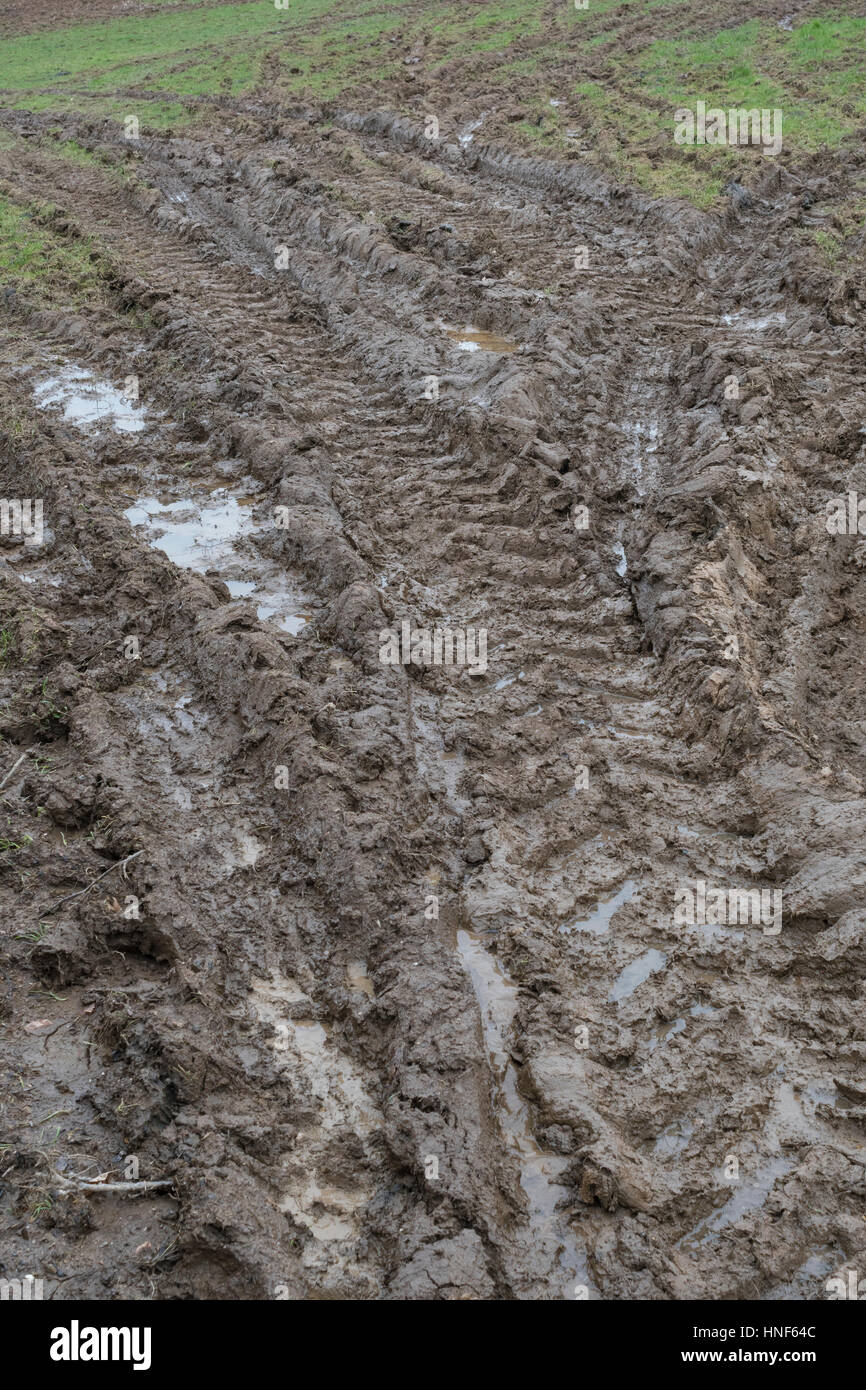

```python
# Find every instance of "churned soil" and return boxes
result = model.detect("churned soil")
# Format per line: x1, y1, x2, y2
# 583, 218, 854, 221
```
0, 83, 864, 1300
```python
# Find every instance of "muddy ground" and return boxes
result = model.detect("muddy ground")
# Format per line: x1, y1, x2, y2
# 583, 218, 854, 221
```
0, 89, 865, 1302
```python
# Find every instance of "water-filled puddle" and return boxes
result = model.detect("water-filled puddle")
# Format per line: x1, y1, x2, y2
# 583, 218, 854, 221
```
456, 927, 595, 1297
609, 947, 666, 1003
678, 1156, 792, 1253
560, 879, 636, 936
34, 365, 147, 433
721, 310, 787, 331
458, 116, 485, 148
346, 961, 374, 999
125, 494, 248, 569
648, 1016, 686, 1051
124, 491, 311, 635
445, 324, 519, 354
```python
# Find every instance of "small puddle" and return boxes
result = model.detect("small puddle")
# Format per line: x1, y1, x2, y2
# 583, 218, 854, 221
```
648, 1016, 686, 1051
444, 324, 519, 354
33, 365, 147, 433
679, 1156, 792, 1253
609, 948, 666, 1003
456, 928, 594, 1296
721, 310, 787, 331
124, 491, 311, 635
493, 670, 523, 691
766, 1249, 846, 1300
560, 879, 636, 936
346, 960, 374, 999
458, 115, 485, 148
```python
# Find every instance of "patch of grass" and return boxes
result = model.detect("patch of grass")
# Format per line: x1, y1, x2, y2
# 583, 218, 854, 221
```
0, 3, 286, 90
637, 14, 866, 152
1, 1, 863, 210
41, 135, 131, 183
0, 191, 107, 302
0, 833, 32, 852
0, 625, 16, 668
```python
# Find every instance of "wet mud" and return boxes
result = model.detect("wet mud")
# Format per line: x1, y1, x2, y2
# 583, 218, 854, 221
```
0, 97, 864, 1301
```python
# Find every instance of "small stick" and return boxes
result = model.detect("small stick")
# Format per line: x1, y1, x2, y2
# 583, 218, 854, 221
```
40, 850, 142, 917
53, 1172, 173, 1195
59, 1180, 173, 1194
0, 749, 34, 789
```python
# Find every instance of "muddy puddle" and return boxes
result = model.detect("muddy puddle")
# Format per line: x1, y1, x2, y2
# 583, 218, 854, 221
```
721, 310, 787, 331
609, 947, 667, 1003
123, 492, 313, 635
443, 324, 519, 354
559, 878, 637, 936
33, 364, 147, 432
456, 927, 595, 1297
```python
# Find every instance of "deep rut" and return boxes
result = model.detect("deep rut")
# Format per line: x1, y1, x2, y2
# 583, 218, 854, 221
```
1, 104, 865, 1300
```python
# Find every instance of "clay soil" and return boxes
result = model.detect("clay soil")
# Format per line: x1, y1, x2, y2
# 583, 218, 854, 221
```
1, 30, 866, 1302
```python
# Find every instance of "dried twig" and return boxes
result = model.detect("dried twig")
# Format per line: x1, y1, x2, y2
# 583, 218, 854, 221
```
40, 850, 143, 917
0, 748, 35, 789
53, 1170, 173, 1195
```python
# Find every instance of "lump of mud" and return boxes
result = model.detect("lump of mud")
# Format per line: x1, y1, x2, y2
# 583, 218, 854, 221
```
384, 1230, 495, 1300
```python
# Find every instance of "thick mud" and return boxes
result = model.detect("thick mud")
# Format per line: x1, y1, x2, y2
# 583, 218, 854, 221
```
0, 100, 864, 1301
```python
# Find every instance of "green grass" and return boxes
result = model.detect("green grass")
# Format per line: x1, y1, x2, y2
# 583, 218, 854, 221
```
0, 1, 863, 208
38, 134, 132, 183
637, 15, 866, 150
0, 192, 107, 302
0, 3, 286, 89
